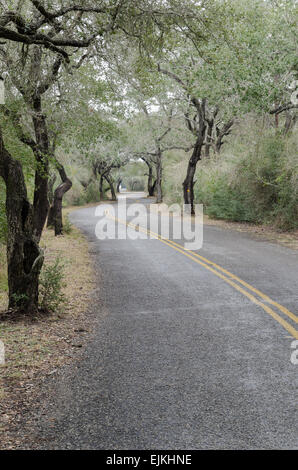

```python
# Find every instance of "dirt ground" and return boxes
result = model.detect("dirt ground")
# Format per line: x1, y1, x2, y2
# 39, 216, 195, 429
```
0, 206, 97, 449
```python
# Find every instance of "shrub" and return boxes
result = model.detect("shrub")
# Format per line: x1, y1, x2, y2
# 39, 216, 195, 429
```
39, 257, 66, 312
194, 125, 298, 229
84, 182, 101, 203
62, 216, 72, 234
126, 176, 145, 191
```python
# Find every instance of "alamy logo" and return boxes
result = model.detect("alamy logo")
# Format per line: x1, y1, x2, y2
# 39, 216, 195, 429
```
95, 201, 203, 250
0, 340, 5, 365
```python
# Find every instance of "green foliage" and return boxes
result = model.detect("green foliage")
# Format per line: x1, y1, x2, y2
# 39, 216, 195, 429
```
39, 257, 66, 313
194, 125, 298, 229
84, 182, 101, 203
126, 176, 145, 191
11, 293, 29, 304
62, 217, 72, 235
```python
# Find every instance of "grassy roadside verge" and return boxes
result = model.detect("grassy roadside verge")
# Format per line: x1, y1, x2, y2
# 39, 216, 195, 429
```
0, 206, 96, 449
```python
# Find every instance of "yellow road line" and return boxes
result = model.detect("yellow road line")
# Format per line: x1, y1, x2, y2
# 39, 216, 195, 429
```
109, 215, 298, 339
146, 227, 298, 325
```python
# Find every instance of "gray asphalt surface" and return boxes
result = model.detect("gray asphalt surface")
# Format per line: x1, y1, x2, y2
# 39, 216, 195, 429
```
27, 193, 297, 449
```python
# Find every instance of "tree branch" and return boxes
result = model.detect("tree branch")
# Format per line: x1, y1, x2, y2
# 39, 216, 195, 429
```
1, 105, 37, 152
269, 102, 298, 115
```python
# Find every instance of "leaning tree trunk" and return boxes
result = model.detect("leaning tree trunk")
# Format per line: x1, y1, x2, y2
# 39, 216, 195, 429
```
145, 161, 156, 196
149, 179, 156, 197
48, 165, 72, 236
0, 126, 44, 313
105, 174, 117, 201
155, 150, 163, 204
183, 129, 206, 215
31, 97, 50, 241
99, 175, 105, 201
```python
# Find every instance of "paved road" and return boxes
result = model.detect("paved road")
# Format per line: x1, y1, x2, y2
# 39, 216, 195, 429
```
30, 193, 297, 449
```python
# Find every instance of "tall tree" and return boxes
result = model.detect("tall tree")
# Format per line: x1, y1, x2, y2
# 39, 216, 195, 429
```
0, 0, 171, 313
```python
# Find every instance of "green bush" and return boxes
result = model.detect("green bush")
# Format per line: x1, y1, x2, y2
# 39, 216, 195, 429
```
84, 181, 101, 203
62, 216, 73, 234
194, 127, 298, 229
126, 176, 145, 191
39, 257, 66, 312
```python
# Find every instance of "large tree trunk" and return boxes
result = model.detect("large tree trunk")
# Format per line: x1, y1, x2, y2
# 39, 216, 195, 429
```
31, 97, 50, 241
149, 179, 156, 197
99, 174, 105, 201
48, 165, 72, 236
145, 161, 156, 196
155, 150, 163, 203
47, 173, 56, 228
182, 130, 206, 215
0, 126, 43, 314
105, 174, 117, 201
183, 162, 197, 214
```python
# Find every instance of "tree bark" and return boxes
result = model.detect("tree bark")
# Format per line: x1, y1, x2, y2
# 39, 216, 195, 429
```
215, 119, 234, 154
183, 126, 206, 214
31, 96, 50, 240
47, 173, 56, 227
0, 126, 43, 313
205, 116, 215, 158
48, 165, 72, 236
155, 150, 163, 203
144, 160, 156, 196
149, 178, 156, 197
99, 174, 105, 201
104, 174, 117, 201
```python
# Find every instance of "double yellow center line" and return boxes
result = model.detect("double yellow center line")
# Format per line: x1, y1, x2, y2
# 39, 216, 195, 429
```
108, 213, 298, 339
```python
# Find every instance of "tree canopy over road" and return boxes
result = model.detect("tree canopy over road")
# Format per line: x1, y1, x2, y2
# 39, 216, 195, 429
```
0, 0, 297, 315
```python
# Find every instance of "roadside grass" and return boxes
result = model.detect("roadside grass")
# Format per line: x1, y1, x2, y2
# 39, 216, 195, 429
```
0, 208, 96, 446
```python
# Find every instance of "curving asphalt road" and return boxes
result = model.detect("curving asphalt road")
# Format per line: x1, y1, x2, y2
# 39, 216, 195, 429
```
27, 193, 297, 449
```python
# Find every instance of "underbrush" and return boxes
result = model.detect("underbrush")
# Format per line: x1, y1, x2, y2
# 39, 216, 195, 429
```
39, 257, 67, 313
66, 181, 101, 206
164, 120, 298, 231
195, 129, 297, 229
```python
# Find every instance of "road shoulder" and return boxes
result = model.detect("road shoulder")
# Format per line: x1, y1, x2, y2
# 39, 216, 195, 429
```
0, 207, 98, 449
